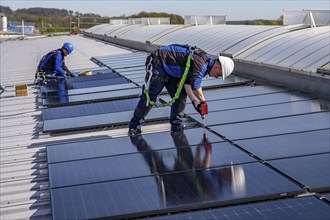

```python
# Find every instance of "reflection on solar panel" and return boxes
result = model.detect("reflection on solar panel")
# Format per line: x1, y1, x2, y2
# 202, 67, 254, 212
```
190, 99, 329, 126
42, 87, 141, 106
210, 112, 330, 140
39, 84, 60, 97
49, 141, 256, 188
268, 154, 330, 192
47, 128, 223, 163
43, 107, 170, 132
148, 196, 330, 220
235, 129, 330, 160
42, 98, 139, 120
50, 162, 303, 219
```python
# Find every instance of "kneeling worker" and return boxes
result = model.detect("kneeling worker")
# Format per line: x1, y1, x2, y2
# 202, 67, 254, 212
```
128, 44, 234, 136
35, 42, 75, 84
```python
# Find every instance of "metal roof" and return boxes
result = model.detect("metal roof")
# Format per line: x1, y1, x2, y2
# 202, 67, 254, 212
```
236, 26, 330, 72
86, 23, 329, 75
85, 23, 330, 97
1, 22, 329, 219
0, 35, 132, 219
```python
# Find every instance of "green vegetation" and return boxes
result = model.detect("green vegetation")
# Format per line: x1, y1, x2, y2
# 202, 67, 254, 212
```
40, 27, 66, 34
0, 5, 283, 34
0, 6, 110, 33
228, 15, 283, 25
127, 11, 184, 24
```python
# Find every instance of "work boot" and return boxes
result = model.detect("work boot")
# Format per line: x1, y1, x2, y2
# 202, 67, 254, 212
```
171, 124, 185, 133
128, 128, 142, 137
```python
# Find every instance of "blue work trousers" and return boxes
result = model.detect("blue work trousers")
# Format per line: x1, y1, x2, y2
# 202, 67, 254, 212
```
129, 64, 187, 131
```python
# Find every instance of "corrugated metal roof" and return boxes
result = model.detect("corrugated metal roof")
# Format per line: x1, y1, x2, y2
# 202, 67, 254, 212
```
0, 35, 132, 219
1, 22, 329, 219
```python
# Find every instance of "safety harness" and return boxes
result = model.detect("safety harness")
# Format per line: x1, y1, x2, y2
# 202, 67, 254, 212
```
144, 46, 197, 107
34, 50, 58, 84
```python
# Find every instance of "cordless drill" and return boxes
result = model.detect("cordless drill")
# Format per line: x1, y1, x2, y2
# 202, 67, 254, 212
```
200, 101, 208, 119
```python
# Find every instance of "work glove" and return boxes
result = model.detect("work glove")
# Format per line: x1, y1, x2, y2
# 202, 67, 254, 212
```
192, 100, 200, 114
192, 100, 208, 116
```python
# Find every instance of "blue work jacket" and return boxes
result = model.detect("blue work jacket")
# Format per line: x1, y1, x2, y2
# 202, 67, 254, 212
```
152, 45, 216, 90
38, 48, 69, 77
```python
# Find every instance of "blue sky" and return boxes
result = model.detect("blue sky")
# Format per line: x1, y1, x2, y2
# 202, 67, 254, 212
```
2, 0, 329, 20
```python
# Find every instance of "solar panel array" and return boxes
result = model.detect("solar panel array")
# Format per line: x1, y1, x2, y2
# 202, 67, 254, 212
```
41, 68, 140, 107
41, 52, 330, 219
149, 196, 330, 220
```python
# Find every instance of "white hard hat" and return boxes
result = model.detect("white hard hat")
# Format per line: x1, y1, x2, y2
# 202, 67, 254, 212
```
218, 56, 234, 80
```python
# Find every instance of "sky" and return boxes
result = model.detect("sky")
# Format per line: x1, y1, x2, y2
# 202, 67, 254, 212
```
1, 0, 329, 21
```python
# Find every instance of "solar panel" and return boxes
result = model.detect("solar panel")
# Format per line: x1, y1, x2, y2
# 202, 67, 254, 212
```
162, 85, 287, 103
43, 107, 170, 132
40, 71, 119, 97
268, 153, 330, 192
50, 162, 303, 219
190, 99, 329, 126
210, 112, 330, 140
39, 84, 60, 97
42, 87, 142, 107
67, 83, 137, 96
201, 85, 286, 101
148, 196, 330, 220
70, 77, 129, 89
235, 129, 330, 160
49, 141, 256, 188
42, 98, 139, 120
322, 193, 330, 202
66, 70, 118, 84
47, 128, 224, 163
184, 92, 310, 114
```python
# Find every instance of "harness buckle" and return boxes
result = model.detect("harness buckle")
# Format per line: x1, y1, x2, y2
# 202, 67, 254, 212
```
189, 46, 197, 60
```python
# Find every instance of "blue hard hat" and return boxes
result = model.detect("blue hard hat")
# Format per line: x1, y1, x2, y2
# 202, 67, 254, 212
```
62, 42, 74, 54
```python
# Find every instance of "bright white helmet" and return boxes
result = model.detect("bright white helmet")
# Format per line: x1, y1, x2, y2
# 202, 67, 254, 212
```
218, 56, 234, 80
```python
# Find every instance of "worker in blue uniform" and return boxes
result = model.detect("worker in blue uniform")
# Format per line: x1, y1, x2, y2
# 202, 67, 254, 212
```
128, 44, 234, 136
35, 42, 75, 85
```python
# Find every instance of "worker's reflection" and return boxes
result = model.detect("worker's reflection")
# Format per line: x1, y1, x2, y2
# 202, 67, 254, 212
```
130, 130, 246, 206
46, 77, 68, 103
54, 78, 67, 103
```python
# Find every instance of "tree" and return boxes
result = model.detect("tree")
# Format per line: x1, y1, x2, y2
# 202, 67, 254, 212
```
253, 21, 265, 25
35, 16, 47, 28
127, 11, 184, 24
0, 5, 13, 14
